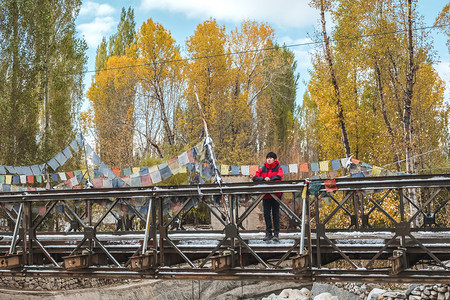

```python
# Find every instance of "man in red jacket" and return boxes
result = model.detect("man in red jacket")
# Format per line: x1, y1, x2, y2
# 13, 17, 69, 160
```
252, 152, 283, 242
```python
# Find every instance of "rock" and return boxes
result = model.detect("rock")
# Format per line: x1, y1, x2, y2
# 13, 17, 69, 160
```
445, 291, 449, 300
424, 289, 432, 296
360, 284, 367, 293
409, 296, 422, 300
432, 290, 439, 296
438, 293, 445, 300
367, 288, 386, 300
287, 288, 311, 300
382, 291, 398, 297
313, 292, 333, 300
279, 289, 292, 298
438, 287, 448, 293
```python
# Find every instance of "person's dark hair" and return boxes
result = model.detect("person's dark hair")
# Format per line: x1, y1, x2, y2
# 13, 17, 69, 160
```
266, 152, 277, 159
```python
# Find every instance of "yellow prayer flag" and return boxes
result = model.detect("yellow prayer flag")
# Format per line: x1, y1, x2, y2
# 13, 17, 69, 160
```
82, 169, 88, 179
132, 167, 141, 174
220, 165, 229, 175
5, 175, 12, 184
319, 161, 329, 172
371, 167, 382, 177
179, 167, 187, 173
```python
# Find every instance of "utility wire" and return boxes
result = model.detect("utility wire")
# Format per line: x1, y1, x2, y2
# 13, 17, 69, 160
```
54, 23, 449, 78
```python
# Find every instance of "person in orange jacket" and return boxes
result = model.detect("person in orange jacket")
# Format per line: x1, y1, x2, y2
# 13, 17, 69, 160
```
252, 152, 283, 242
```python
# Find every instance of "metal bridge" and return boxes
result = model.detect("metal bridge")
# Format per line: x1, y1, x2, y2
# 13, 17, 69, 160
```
0, 174, 448, 284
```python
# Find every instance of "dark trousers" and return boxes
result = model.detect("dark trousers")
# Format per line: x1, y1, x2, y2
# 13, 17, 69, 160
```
263, 198, 280, 233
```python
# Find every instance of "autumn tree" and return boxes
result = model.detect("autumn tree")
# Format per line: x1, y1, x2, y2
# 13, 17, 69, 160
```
180, 19, 231, 158
128, 18, 183, 158
87, 56, 136, 168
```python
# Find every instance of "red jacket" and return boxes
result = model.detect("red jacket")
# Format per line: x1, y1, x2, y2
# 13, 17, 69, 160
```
252, 160, 283, 199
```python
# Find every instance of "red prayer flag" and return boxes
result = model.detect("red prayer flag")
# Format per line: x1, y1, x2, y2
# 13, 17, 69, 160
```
300, 163, 309, 172
249, 165, 259, 176
93, 177, 103, 189
112, 168, 120, 177
168, 156, 178, 164
141, 174, 152, 186
27, 187, 36, 191
27, 175, 34, 183
324, 178, 338, 192
187, 149, 194, 163
66, 171, 74, 178
351, 157, 360, 164
73, 185, 82, 189
64, 179, 73, 187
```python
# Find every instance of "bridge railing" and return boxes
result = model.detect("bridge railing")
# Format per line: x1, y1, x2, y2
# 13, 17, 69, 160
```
0, 174, 447, 283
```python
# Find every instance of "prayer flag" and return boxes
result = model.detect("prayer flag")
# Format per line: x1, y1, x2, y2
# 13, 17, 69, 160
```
20, 175, 26, 184
47, 158, 59, 171
319, 161, 329, 172
85, 143, 94, 157
150, 170, 162, 184
324, 178, 338, 192
319, 172, 328, 179
299, 163, 309, 173
351, 172, 365, 178
341, 157, 350, 168
149, 166, 158, 174
23, 167, 32, 176
123, 168, 131, 176
93, 177, 103, 188
141, 174, 152, 186
0, 166, 6, 175
371, 167, 382, 177
362, 161, 372, 168
36, 175, 42, 183
103, 178, 112, 188
76, 133, 84, 147
5, 166, 17, 174
66, 171, 74, 178
112, 178, 124, 188
31, 165, 41, 176
27, 187, 36, 191
70, 176, 78, 186
58, 172, 67, 181
139, 167, 149, 176
92, 153, 101, 165
310, 162, 319, 172
309, 180, 322, 196
63, 147, 72, 160
2, 184, 11, 192
328, 170, 338, 178
132, 167, 140, 174
51, 173, 58, 182
249, 165, 259, 176
351, 157, 360, 164
169, 160, 181, 174
178, 152, 189, 166
331, 159, 341, 170
220, 165, 229, 175
179, 167, 187, 173
281, 164, 289, 174
122, 175, 131, 186
12, 175, 20, 184
0, 176, 4, 184
112, 168, 120, 177
187, 149, 194, 163
70, 138, 79, 152
56, 204, 65, 214
158, 161, 168, 170
131, 174, 142, 187
168, 157, 178, 164
231, 165, 240, 175
288, 164, 298, 174
160, 165, 172, 180
94, 169, 101, 178
241, 165, 250, 176
27, 175, 34, 183
55, 152, 68, 166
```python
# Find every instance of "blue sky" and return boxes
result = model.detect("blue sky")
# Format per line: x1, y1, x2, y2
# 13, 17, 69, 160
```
75, 0, 449, 112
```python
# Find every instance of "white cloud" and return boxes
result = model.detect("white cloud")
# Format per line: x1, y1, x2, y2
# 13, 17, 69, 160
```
279, 36, 315, 69
78, 17, 116, 48
140, 0, 318, 29
79, 1, 115, 17
435, 60, 450, 103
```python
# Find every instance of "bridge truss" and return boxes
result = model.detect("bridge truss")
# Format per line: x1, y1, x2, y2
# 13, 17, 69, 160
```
0, 174, 448, 283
